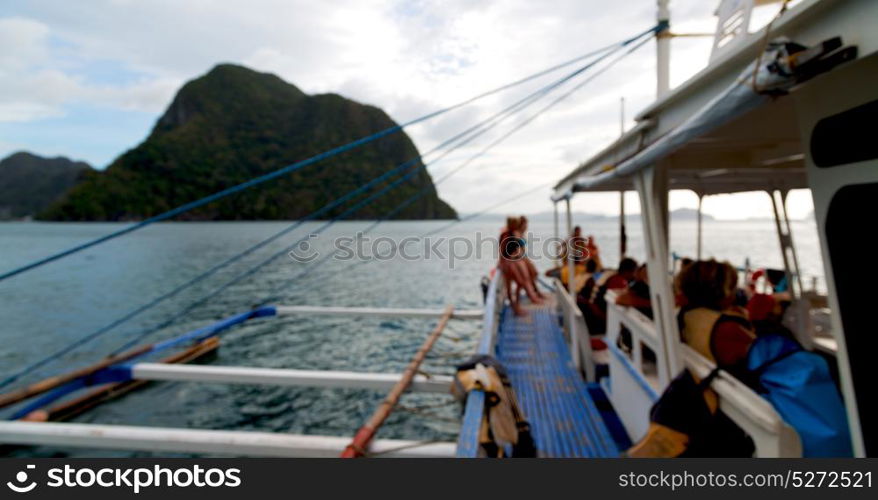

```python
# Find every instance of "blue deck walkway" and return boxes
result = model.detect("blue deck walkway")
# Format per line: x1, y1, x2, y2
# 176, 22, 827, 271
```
458, 299, 620, 457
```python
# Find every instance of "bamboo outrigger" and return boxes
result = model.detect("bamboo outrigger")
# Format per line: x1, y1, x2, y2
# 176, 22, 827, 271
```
341, 305, 454, 457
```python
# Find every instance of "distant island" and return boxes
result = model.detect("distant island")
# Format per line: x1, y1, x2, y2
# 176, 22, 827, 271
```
1, 64, 455, 221
0, 152, 93, 220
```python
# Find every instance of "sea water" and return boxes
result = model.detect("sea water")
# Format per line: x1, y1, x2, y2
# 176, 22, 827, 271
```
0, 218, 823, 456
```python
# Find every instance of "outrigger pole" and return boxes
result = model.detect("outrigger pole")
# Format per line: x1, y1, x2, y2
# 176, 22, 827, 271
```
0, 307, 274, 411
341, 305, 455, 458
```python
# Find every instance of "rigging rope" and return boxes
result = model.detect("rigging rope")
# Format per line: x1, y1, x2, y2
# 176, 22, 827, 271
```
0, 45, 619, 390
104, 41, 625, 357
271, 36, 655, 294
0, 26, 659, 284
0, 25, 659, 389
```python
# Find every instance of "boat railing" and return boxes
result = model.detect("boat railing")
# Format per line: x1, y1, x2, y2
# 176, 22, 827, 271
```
682, 344, 802, 457
604, 290, 663, 441
551, 278, 596, 381
456, 269, 505, 457
603, 290, 802, 457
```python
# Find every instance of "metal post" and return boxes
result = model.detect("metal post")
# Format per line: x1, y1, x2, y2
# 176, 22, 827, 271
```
634, 165, 680, 386
619, 191, 627, 260
769, 190, 795, 294
770, 189, 812, 350
779, 191, 805, 296
656, 0, 671, 98
696, 194, 704, 260
565, 197, 581, 370
553, 201, 560, 267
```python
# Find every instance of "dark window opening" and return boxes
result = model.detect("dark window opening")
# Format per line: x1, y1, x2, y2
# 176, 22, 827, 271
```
811, 99, 878, 168
825, 182, 878, 455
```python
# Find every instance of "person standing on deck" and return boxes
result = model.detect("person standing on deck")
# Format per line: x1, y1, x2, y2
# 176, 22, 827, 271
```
499, 217, 543, 316
518, 216, 545, 300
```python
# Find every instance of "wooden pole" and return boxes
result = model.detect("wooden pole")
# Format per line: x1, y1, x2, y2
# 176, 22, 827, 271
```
341, 305, 454, 458
0, 344, 153, 410
29, 337, 219, 423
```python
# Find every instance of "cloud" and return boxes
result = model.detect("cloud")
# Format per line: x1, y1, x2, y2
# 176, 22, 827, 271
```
0, 0, 798, 216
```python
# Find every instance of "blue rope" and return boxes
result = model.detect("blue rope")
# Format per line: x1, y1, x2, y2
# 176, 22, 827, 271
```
274, 34, 657, 294
291, 181, 553, 293
107, 162, 430, 355
6, 307, 276, 419
252, 39, 643, 303
0, 49, 603, 390
0, 27, 658, 285
0, 25, 659, 391
103, 38, 638, 356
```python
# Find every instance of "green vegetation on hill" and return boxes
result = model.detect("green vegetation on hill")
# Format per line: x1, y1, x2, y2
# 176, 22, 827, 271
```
0, 152, 93, 220
40, 63, 456, 221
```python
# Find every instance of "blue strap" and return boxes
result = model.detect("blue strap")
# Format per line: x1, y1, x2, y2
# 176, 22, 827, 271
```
6, 308, 276, 419
0, 25, 660, 392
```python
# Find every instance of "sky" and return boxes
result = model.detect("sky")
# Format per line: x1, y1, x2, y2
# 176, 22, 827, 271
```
0, 0, 813, 220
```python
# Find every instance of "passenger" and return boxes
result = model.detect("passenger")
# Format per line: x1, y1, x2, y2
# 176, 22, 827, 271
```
765, 268, 789, 294
746, 293, 794, 339
560, 260, 588, 291
601, 257, 638, 294
616, 263, 652, 318
567, 226, 587, 263
499, 217, 543, 316
584, 235, 603, 270
584, 258, 639, 335
517, 216, 545, 299
578, 259, 599, 305
674, 257, 694, 306
676, 260, 756, 370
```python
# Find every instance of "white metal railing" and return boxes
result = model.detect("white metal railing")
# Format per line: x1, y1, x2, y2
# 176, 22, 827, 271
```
605, 290, 666, 387
130, 364, 453, 393
603, 290, 802, 457
552, 278, 595, 381
682, 345, 802, 457
604, 290, 663, 441
0, 422, 456, 458
275, 305, 482, 320
478, 270, 505, 355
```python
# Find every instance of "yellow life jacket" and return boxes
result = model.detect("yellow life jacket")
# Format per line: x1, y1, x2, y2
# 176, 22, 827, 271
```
590, 270, 616, 302
560, 263, 587, 292
680, 307, 750, 364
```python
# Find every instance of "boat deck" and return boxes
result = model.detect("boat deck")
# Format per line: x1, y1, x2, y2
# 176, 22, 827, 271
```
458, 298, 620, 457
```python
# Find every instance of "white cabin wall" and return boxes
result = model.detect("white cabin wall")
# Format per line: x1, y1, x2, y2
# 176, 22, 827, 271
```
793, 52, 878, 457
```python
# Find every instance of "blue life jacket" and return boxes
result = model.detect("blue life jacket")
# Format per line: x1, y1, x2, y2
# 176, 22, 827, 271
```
745, 334, 853, 457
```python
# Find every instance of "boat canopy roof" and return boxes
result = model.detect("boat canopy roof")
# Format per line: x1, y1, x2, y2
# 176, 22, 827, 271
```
553, 97, 807, 197
552, 0, 874, 199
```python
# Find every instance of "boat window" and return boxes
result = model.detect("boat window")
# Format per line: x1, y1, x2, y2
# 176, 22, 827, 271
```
811, 99, 878, 168
825, 182, 877, 456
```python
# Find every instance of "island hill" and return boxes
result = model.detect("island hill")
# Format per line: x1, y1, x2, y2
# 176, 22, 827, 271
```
0, 152, 94, 220
2, 63, 456, 221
